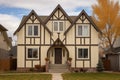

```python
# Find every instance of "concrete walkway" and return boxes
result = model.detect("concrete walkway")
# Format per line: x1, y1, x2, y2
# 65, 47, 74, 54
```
52, 73, 63, 80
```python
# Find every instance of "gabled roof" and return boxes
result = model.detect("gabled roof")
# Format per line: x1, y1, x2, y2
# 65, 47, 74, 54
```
44, 4, 73, 24
14, 10, 51, 35
0, 24, 8, 31
64, 10, 101, 35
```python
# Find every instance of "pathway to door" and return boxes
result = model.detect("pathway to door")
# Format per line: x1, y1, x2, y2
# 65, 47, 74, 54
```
52, 73, 63, 80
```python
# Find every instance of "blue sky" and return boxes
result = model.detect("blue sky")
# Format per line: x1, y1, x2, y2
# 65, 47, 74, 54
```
0, 6, 29, 19
0, 0, 119, 45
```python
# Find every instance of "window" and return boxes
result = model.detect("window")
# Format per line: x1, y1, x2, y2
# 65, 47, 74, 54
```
27, 48, 38, 59
77, 24, 89, 37
53, 21, 64, 32
28, 25, 39, 36
78, 48, 88, 59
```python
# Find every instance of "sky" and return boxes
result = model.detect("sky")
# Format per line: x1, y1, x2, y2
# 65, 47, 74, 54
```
0, 0, 119, 45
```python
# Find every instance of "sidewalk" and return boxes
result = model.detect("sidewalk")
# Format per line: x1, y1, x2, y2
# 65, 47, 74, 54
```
52, 73, 63, 80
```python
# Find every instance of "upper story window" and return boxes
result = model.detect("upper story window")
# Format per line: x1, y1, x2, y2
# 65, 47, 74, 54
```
27, 25, 39, 37
77, 48, 89, 59
76, 24, 89, 37
53, 21, 64, 32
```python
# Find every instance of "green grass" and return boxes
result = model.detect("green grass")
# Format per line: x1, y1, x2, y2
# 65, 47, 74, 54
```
62, 72, 120, 80
0, 74, 52, 80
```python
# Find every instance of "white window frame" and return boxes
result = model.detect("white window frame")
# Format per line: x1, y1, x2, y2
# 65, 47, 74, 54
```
53, 21, 64, 32
77, 48, 89, 59
27, 24, 39, 37
76, 24, 89, 37
26, 48, 39, 59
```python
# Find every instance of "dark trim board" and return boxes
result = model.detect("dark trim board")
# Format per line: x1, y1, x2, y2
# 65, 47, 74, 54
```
90, 24, 92, 68
76, 59, 90, 61
18, 44, 98, 46
24, 24, 26, 68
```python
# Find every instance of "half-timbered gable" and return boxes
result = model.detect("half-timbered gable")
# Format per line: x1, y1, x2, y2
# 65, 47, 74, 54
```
14, 5, 100, 72
45, 5, 72, 44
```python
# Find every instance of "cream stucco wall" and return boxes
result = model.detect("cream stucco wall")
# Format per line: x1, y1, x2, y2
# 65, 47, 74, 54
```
41, 46, 49, 65
17, 46, 25, 67
17, 26, 25, 44
91, 25, 98, 44
66, 46, 75, 67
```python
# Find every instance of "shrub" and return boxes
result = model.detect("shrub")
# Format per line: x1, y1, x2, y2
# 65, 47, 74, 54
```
41, 65, 46, 72
29, 68, 34, 72
35, 65, 41, 71
97, 59, 104, 72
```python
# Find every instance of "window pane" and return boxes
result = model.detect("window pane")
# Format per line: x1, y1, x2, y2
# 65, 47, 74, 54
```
59, 22, 63, 31
33, 49, 38, 58
78, 49, 82, 58
54, 22, 58, 31
34, 26, 38, 35
28, 49, 32, 58
78, 26, 82, 36
28, 26, 32, 35
83, 26, 89, 36
84, 49, 88, 58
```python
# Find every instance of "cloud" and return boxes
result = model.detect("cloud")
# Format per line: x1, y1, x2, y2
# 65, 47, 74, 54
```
0, 0, 97, 15
0, 14, 20, 45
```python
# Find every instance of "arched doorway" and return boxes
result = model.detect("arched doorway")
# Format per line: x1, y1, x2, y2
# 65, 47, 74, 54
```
47, 38, 69, 64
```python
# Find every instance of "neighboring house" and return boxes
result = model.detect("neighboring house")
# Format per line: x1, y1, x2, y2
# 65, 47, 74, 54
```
106, 37, 120, 71
9, 46, 17, 70
104, 11, 120, 71
14, 5, 100, 72
0, 24, 12, 71
0, 24, 12, 53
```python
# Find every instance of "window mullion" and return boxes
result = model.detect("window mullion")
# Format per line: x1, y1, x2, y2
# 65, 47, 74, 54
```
82, 49, 84, 58
58, 22, 60, 32
32, 49, 33, 58
32, 26, 34, 36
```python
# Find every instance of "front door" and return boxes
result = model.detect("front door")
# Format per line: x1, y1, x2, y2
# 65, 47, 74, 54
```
55, 48, 62, 64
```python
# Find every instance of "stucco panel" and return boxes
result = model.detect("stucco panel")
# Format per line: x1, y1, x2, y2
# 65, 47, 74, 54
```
35, 38, 40, 44
66, 46, 75, 67
17, 26, 24, 44
91, 46, 99, 67
76, 61, 83, 67
91, 25, 98, 44
26, 61, 31, 68
41, 46, 49, 65
17, 46, 25, 67
66, 27, 75, 44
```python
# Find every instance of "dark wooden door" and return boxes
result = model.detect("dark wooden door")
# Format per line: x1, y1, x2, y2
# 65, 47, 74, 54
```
55, 48, 62, 64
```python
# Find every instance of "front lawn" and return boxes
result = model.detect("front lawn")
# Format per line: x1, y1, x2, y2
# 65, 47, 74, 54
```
62, 72, 120, 80
0, 73, 52, 80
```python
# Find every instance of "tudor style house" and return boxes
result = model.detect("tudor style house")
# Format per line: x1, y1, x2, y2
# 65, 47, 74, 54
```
14, 5, 100, 72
